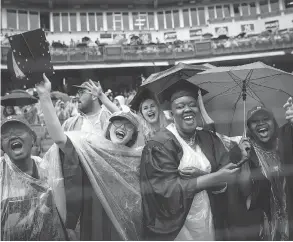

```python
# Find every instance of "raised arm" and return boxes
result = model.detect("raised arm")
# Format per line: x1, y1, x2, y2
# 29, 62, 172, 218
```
84, 80, 120, 113
284, 97, 293, 124
198, 89, 214, 124
36, 73, 67, 150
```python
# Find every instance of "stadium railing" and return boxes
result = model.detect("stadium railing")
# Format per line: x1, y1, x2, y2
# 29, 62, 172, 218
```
1, 36, 293, 64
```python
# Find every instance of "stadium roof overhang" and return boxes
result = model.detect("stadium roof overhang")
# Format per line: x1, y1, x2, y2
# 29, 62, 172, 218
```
2, 0, 229, 9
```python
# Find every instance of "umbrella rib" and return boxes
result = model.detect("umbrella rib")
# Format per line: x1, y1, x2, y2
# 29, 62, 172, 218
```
228, 71, 242, 82
250, 82, 293, 96
227, 72, 243, 89
245, 69, 254, 85
228, 91, 243, 137
246, 87, 265, 105
246, 84, 266, 106
205, 84, 239, 104
248, 73, 283, 84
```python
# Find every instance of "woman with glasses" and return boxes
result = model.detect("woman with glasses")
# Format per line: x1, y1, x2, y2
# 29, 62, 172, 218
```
36, 74, 144, 240
104, 111, 139, 147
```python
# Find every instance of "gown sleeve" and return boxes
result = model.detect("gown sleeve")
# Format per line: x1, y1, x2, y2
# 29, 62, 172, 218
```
140, 139, 207, 240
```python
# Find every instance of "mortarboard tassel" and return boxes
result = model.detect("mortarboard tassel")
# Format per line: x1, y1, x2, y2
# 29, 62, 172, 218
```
12, 52, 26, 79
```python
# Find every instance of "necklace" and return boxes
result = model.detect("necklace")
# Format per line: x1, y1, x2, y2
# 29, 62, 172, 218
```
182, 132, 197, 146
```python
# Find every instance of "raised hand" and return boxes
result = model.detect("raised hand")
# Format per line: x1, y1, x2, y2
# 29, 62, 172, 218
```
198, 89, 214, 124
35, 73, 52, 95
83, 80, 103, 97
284, 97, 293, 123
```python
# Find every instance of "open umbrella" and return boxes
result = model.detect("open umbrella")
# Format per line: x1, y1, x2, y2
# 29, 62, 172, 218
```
202, 33, 213, 39
187, 62, 293, 136
50, 91, 70, 102
1, 89, 38, 106
130, 63, 214, 110
141, 62, 215, 94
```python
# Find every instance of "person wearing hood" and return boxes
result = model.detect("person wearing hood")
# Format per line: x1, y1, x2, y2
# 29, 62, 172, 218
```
113, 95, 130, 112
235, 106, 290, 240
36, 75, 144, 240
0, 116, 67, 240
197, 92, 293, 240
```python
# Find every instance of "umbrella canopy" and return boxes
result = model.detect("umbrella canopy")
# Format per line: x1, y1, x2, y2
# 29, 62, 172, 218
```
82, 36, 91, 42
130, 35, 140, 40
213, 34, 229, 41
1, 89, 38, 106
202, 33, 213, 39
187, 62, 293, 136
141, 62, 215, 94
51, 91, 70, 102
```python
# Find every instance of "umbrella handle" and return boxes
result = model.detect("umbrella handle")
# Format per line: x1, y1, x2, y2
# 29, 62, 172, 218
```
243, 100, 247, 138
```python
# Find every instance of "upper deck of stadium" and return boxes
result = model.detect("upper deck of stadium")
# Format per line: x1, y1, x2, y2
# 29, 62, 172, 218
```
1, 0, 293, 68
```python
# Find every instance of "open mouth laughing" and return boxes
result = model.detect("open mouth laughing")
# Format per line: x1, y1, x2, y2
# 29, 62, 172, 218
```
183, 114, 195, 124
115, 130, 126, 140
147, 111, 156, 120
257, 126, 269, 138
9, 139, 23, 153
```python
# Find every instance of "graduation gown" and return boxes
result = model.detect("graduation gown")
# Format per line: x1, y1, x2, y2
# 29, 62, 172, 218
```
140, 128, 231, 241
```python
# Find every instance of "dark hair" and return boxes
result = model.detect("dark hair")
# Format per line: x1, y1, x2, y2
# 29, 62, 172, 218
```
3, 106, 16, 117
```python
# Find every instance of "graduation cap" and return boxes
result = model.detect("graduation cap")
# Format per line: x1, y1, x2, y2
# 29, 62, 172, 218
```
129, 88, 158, 112
7, 28, 54, 87
157, 79, 208, 106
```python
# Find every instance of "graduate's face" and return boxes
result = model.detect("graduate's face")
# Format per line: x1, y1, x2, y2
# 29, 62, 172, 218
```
141, 99, 159, 125
171, 96, 199, 134
249, 112, 275, 143
109, 118, 135, 146
76, 89, 93, 113
1, 123, 33, 162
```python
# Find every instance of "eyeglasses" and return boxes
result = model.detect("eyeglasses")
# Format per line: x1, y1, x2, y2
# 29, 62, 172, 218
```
77, 89, 90, 96
112, 120, 135, 131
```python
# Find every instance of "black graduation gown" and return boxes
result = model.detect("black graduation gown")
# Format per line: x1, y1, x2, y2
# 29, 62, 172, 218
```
140, 128, 230, 241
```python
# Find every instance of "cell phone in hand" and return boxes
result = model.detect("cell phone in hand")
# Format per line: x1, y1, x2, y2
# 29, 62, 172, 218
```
236, 158, 249, 168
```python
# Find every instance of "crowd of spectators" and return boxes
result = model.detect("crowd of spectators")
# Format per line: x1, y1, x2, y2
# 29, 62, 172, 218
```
2, 28, 293, 60
1, 86, 138, 157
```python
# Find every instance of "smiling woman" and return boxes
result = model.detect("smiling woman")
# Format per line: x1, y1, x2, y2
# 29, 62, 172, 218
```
105, 111, 139, 147
140, 79, 247, 241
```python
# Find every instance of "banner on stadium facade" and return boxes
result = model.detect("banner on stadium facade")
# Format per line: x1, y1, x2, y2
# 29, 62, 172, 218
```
189, 29, 203, 39
139, 33, 152, 44
241, 24, 255, 33
215, 26, 228, 36
164, 31, 177, 42
265, 20, 279, 30
100, 33, 112, 39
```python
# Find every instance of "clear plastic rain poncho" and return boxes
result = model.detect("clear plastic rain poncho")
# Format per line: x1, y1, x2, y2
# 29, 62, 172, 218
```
0, 153, 66, 240
45, 120, 144, 240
